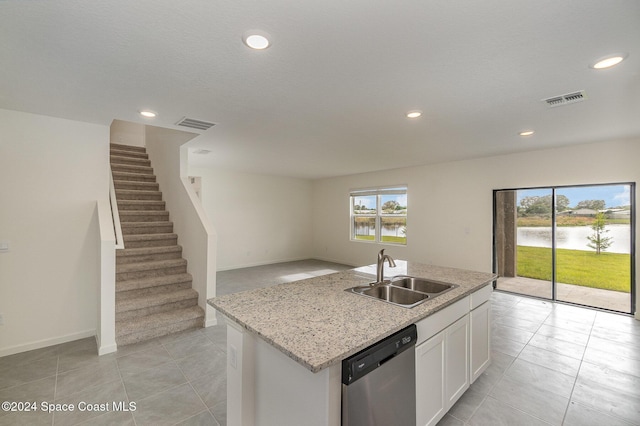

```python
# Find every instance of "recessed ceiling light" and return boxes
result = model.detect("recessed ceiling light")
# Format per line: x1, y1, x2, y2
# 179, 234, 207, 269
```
139, 110, 157, 118
590, 54, 627, 69
243, 31, 270, 50
519, 130, 535, 137
406, 110, 422, 119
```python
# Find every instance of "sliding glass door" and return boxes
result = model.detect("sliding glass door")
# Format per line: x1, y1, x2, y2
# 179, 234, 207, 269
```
494, 183, 635, 313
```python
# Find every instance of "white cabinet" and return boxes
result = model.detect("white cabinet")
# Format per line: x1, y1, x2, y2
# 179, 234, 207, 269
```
416, 331, 445, 426
415, 283, 492, 426
416, 314, 470, 426
445, 315, 470, 406
470, 300, 491, 383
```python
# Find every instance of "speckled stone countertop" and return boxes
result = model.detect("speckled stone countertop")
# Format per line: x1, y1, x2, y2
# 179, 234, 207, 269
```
208, 261, 497, 373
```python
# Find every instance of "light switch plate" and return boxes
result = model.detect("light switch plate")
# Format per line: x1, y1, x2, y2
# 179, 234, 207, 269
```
0, 240, 9, 252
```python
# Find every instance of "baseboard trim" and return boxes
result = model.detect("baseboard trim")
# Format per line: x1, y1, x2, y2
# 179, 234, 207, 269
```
98, 342, 118, 356
205, 317, 219, 327
0, 329, 96, 358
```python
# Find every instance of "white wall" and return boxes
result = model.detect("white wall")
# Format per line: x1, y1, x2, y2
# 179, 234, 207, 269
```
189, 167, 314, 271
312, 138, 640, 313
110, 119, 145, 147
145, 126, 218, 326
0, 109, 109, 356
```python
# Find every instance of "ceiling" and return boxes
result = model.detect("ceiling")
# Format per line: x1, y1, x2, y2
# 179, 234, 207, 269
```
1, 1, 639, 179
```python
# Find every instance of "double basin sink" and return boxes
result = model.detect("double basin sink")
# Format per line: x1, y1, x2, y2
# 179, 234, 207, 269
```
347, 276, 458, 308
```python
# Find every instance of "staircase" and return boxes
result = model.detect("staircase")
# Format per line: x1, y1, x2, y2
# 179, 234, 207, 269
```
110, 143, 204, 346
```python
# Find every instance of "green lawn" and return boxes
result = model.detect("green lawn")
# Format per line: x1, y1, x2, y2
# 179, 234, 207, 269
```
354, 235, 406, 244
517, 246, 630, 292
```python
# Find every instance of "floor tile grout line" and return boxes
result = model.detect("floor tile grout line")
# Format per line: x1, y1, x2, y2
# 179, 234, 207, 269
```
51, 355, 59, 426
113, 352, 139, 426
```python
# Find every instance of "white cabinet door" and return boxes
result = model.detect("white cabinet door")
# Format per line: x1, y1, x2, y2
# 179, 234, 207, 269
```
470, 301, 491, 383
416, 331, 445, 426
444, 314, 470, 407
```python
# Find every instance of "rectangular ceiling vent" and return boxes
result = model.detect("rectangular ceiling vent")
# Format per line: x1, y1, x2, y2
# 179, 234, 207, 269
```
176, 117, 216, 131
543, 90, 587, 108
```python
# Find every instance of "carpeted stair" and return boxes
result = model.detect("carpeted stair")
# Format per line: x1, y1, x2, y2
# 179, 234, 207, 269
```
110, 143, 204, 346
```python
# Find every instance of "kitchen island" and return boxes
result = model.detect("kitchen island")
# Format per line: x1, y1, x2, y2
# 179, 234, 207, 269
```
208, 260, 497, 426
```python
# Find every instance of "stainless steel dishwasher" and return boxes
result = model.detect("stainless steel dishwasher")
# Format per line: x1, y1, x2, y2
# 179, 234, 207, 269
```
342, 324, 417, 426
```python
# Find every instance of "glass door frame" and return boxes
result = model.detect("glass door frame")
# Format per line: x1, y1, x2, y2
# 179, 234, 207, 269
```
492, 182, 636, 315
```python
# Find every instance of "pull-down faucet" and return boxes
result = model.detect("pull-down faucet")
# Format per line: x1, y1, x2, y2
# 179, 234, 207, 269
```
375, 249, 396, 284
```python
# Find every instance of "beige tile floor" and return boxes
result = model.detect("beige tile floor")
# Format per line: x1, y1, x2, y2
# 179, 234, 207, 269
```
1, 260, 638, 425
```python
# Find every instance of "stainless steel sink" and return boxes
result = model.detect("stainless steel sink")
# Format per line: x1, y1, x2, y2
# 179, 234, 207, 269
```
349, 284, 430, 308
389, 276, 458, 295
346, 276, 458, 308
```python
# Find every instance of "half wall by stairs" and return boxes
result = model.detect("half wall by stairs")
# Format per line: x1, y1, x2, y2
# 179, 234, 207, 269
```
110, 143, 204, 345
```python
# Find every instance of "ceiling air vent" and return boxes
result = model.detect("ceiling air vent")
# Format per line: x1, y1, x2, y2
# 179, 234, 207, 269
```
175, 117, 216, 130
543, 90, 587, 108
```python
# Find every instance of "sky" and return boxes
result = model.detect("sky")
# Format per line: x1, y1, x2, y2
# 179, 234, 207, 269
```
516, 184, 631, 209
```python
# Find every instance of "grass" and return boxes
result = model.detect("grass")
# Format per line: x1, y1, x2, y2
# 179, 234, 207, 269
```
354, 235, 406, 244
516, 245, 631, 292
381, 236, 406, 244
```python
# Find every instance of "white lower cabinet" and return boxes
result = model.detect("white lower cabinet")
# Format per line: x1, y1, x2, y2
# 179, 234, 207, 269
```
415, 314, 470, 426
444, 315, 470, 406
415, 331, 445, 426
415, 283, 493, 426
470, 300, 491, 383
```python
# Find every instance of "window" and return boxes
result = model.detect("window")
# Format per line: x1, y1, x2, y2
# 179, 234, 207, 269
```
351, 186, 407, 244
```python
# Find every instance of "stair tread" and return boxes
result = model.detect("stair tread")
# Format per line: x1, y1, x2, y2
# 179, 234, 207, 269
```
117, 200, 165, 207
116, 306, 204, 335
111, 164, 154, 173
112, 171, 156, 179
123, 233, 177, 240
117, 271, 192, 288
121, 221, 173, 227
116, 188, 162, 194
114, 180, 158, 187
118, 200, 165, 204
110, 149, 148, 159
110, 154, 151, 162
116, 288, 198, 313
119, 211, 168, 216
117, 245, 182, 256
117, 258, 186, 272
110, 143, 146, 153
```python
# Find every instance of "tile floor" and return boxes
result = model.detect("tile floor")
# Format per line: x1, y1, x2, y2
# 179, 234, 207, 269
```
1, 259, 638, 425
440, 291, 640, 426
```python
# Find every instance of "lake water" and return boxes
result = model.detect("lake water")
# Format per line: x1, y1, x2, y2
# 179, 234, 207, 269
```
518, 224, 631, 254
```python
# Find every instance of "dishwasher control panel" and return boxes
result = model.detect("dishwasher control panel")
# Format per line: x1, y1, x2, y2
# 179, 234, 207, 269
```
342, 324, 417, 385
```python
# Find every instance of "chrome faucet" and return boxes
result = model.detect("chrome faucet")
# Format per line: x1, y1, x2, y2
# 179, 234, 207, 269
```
375, 249, 397, 284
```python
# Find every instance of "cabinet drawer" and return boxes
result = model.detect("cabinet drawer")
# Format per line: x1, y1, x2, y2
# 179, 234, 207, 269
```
416, 296, 469, 345
470, 284, 492, 310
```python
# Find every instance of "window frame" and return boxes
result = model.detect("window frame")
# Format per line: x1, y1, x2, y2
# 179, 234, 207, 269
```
350, 186, 408, 245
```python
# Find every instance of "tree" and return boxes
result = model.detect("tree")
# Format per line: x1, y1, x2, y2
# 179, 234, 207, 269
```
575, 199, 606, 211
381, 200, 399, 212
555, 195, 570, 212
586, 212, 613, 254
519, 195, 552, 216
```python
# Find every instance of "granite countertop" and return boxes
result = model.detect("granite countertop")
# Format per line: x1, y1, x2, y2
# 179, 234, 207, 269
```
208, 261, 497, 373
